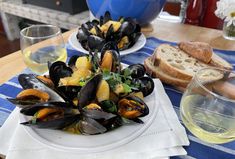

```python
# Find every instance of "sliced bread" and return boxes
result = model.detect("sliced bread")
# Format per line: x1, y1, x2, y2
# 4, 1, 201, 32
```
209, 53, 233, 70
144, 57, 190, 87
154, 44, 210, 81
178, 41, 213, 63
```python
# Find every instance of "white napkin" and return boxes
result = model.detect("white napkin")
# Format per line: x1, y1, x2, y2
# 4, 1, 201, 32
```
0, 79, 189, 159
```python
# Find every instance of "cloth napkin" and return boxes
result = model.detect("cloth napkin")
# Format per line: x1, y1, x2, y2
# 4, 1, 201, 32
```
0, 79, 189, 159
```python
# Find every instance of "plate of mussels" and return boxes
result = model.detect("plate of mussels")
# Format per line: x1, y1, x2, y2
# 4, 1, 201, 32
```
10, 42, 158, 152
68, 11, 146, 55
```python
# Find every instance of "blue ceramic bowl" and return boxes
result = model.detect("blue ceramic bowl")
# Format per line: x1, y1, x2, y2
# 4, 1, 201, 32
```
86, 0, 166, 25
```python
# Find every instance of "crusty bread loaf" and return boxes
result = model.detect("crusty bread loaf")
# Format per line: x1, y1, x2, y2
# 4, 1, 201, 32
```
209, 53, 233, 70
144, 57, 190, 87
178, 41, 213, 63
154, 44, 209, 81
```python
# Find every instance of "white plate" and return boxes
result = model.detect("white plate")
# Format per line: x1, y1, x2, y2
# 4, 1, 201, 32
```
19, 89, 159, 153
68, 31, 146, 55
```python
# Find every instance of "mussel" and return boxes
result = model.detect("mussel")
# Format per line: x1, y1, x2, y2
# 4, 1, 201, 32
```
122, 64, 146, 78
118, 95, 149, 120
76, 11, 141, 51
78, 109, 121, 135
100, 42, 121, 73
49, 61, 73, 87
132, 76, 154, 97
18, 74, 65, 102
87, 35, 106, 51
78, 74, 103, 108
20, 102, 80, 129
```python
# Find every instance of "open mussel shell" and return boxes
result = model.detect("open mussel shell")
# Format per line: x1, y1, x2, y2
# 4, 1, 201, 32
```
122, 64, 146, 78
118, 21, 135, 37
21, 114, 80, 129
100, 11, 112, 26
118, 95, 149, 119
82, 109, 116, 121
7, 98, 40, 108
68, 55, 80, 68
20, 102, 76, 116
76, 24, 91, 43
78, 74, 103, 108
18, 74, 65, 102
100, 116, 123, 131
132, 76, 154, 97
57, 86, 82, 101
78, 117, 107, 135
20, 102, 80, 129
87, 35, 106, 52
100, 42, 121, 73
49, 61, 73, 87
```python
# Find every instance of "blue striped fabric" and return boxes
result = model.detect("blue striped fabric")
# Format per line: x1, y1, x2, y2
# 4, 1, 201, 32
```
0, 37, 234, 159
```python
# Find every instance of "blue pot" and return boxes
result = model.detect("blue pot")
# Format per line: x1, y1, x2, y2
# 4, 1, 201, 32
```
86, 0, 166, 25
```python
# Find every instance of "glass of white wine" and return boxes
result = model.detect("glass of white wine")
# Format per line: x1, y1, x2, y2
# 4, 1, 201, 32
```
20, 25, 67, 74
180, 67, 235, 144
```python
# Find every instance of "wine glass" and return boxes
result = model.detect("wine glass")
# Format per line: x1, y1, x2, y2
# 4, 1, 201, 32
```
20, 25, 67, 74
180, 67, 235, 144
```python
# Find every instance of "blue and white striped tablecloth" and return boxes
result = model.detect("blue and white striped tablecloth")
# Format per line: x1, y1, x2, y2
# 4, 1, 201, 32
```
0, 37, 235, 159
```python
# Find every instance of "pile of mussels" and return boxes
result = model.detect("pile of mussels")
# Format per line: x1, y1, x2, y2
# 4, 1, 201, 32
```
76, 11, 141, 52
9, 42, 154, 135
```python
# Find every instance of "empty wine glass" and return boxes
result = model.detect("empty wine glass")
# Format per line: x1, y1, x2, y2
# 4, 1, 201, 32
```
20, 25, 67, 74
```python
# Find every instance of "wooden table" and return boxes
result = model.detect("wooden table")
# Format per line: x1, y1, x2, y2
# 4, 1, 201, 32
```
0, 20, 234, 85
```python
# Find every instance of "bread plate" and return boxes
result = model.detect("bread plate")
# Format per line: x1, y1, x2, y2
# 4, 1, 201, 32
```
68, 32, 146, 55
19, 85, 159, 153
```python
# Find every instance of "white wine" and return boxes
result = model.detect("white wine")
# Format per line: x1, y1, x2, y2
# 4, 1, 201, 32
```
22, 46, 67, 74
181, 94, 235, 144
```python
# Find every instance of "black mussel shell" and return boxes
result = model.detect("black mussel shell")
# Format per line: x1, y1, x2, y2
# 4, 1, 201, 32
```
106, 24, 116, 41
20, 102, 80, 129
7, 98, 40, 108
100, 42, 121, 73
118, 95, 149, 119
101, 116, 123, 131
76, 29, 88, 43
20, 102, 75, 116
78, 74, 103, 108
21, 114, 80, 129
82, 109, 116, 120
103, 11, 112, 25
78, 117, 107, 135
91, 19, 99, 26
57, 86, 82, 101
94, 25, 104, 38
68, 55, 79, 68
122, 64, 146, 79
118, 21, 135, 37
49, 61, 73, 87
87, 35, 106, 51
18, 74, 65, 102
132, 76, 154, 97
76, 24, 91, 43
128, 32, 141, 48
127, 96, 149, 117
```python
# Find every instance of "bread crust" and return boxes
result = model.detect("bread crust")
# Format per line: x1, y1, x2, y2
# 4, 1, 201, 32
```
154, 44, 207, 81
144, 42, 232, 90
209, 53, 233, 70
178, 41, 213, 63
144, 57, 190, 88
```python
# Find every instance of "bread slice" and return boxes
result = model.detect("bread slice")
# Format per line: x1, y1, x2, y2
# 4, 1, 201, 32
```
144, 57, 190, 87
154, 44, 210, 81
209, 53, 233, 70
178, 41, 213, 63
